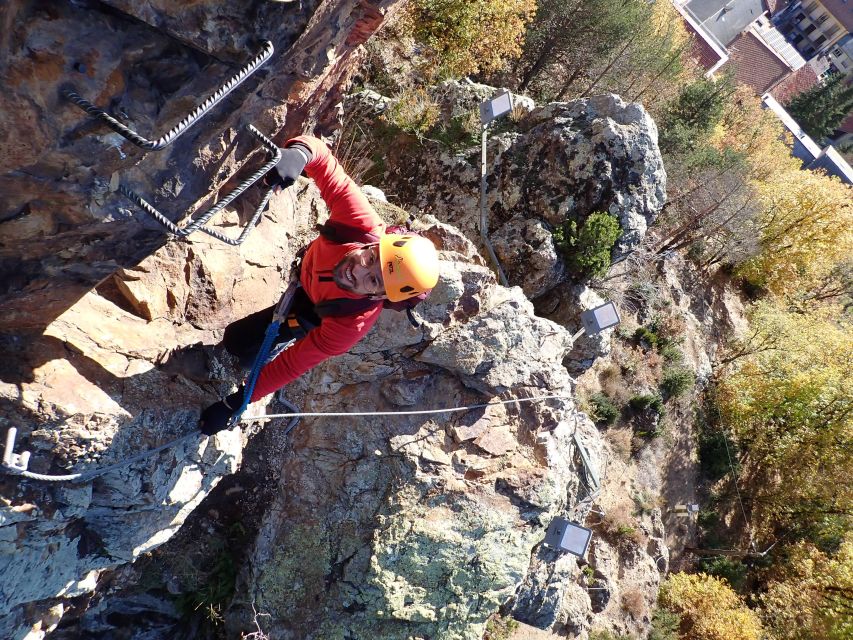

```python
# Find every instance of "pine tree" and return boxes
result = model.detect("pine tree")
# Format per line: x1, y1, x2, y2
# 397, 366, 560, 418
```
786, 73, 853, 141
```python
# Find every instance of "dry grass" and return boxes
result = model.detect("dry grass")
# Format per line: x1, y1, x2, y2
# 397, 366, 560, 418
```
600, 502, 647, 548
620, 586, 647, 620
605, 427, 633, 463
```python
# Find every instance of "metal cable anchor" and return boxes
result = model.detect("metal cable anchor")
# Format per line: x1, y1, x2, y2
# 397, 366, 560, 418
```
63, 40, 274, 151
119, 124, 281, 246
2, 428, 31, 475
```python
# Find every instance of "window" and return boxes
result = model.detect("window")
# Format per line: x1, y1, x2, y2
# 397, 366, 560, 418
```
795, 12, 806, 21
814, 35, 827, 47
805, 23, 817, 34
816, 13, 828, 24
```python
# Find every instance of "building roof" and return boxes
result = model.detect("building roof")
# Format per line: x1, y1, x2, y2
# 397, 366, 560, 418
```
762, 93, 823, 157
840, 113, 853, 133
819, 0, 853, 33
686, 0, 767, 46
769, 64, 819, 103
763, 0, 791, 15
684, 20, 726, 70
727, 31, 791, 93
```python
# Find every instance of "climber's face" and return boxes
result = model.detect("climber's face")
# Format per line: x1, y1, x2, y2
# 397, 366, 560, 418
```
333, 244, 385, 297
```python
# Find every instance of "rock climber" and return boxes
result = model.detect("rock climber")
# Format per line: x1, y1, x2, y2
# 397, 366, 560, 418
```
199, 135, 440, 435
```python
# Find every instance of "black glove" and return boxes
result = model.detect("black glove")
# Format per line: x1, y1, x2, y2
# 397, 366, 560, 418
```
200, 388, 245, 436
263, 144, 310, 191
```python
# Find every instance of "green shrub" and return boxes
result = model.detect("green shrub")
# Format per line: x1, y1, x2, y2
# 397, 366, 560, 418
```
553, 212, 622, 278
385, 87, 440, 137
649, 607, 681, 640
660, 367, 695, 399
659, 343, 684, 364
589, 392, 620, 425
698, 556, 748, 593
629, 394, 664, 414
634, 325, 659, 349
698, 427, 737, 482
430, 111, 480, 150
484, 613, 519, 639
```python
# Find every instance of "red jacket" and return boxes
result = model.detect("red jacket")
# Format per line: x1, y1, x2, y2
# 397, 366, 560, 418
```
250, 136, 385, 401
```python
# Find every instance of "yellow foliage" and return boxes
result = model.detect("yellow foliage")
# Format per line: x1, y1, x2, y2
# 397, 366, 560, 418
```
406, 0, 536, 78
736, 167, 853, 299
760, 534, 853, 640
659, 573, 763, 640
716, 302, 852, 533
719, 85, 800, 180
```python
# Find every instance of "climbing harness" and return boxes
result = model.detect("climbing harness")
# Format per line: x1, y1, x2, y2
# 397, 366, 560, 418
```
119, 124, 281, 245
63, 40, 274, 151
231, 274, 301, 426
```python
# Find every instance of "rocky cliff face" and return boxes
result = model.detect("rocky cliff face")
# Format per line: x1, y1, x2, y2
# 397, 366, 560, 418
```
2, 3, 668, 638
341, 82, 666, 372
0, 0, 394, 333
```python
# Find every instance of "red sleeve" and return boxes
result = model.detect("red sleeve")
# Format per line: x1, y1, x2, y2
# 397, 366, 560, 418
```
249, 306, 382, 401
287, 135, 383, 233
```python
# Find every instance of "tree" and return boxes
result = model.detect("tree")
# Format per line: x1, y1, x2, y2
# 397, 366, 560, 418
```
786, 73, 853, 142
658, 75, 737, 156
759, 534, 853, 640
658, 573, 763, 640
514, 0, 675, 102
553, 212, 622, 278
715, 302, 853, 538
736, 168, 853, 302
406, 0, 536, 78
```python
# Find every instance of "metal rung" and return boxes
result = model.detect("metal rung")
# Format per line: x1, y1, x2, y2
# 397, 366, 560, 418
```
63, 40, 274, 151
119, 124, 281, 246
3, 428, 31, 474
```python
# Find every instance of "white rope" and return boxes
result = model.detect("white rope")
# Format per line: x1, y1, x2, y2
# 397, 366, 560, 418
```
241, 394, 572, 421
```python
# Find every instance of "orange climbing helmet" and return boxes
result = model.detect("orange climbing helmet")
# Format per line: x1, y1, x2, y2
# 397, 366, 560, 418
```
378, 233, 439, 302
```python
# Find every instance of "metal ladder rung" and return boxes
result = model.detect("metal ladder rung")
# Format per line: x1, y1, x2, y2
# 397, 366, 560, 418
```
63, 40, 274, 151
119, 124, 281, 246
3, 428, 31, 474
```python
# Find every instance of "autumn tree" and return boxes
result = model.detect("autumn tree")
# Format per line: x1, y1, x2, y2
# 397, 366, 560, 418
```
786, 72, 853, 141
759, 534, 853, 640
406, 0, 536, 78
513, 0, 688, 109
715, 302, 853, 538
736, 168, 853, 303
657, 573, 763, 640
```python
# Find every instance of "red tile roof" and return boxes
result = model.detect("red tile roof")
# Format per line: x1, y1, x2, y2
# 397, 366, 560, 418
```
684, 21, 724, 71
725, 31, 790, 94
770, 64, 819, 103
840, 113, 853, 133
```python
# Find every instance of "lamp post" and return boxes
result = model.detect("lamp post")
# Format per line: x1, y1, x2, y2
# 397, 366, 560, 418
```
572, 301, 622, 341
479, 90, 514, 286
544, 516, 593, 558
